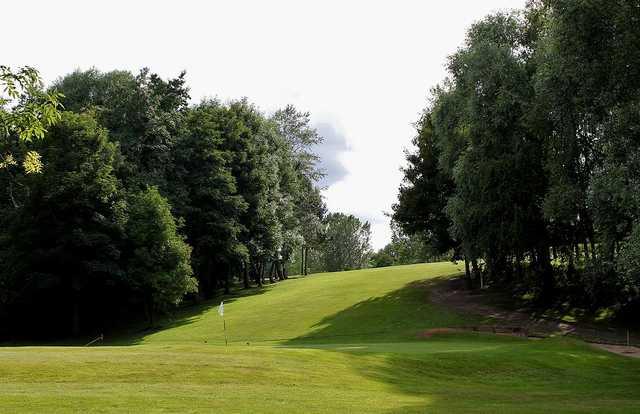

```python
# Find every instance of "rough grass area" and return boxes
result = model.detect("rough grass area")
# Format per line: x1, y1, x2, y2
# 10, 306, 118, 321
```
1, 263, 639, 413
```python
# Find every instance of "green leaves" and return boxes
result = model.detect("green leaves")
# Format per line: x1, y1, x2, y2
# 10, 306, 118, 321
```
126, 187, 197, 309
394, 1, 640, 308
0, 68, 331, 336
1, 66, 63, 141
322, 213, 372, 272
22, 151, 42, 174
0, 65, 63, 175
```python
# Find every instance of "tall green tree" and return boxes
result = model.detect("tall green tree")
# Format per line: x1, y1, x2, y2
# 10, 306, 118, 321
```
124, 187, 197, 323
271, 105, 326, 277
446, 12, 550, 291
0, 112, 125, 337
171, 101, 247, 296
219, 100, 284, 286
371, 220, 443, 268
393, 110, 456, 258
394, 0, 640, 311
53, 68, 190, 191
322, 213, 372, 272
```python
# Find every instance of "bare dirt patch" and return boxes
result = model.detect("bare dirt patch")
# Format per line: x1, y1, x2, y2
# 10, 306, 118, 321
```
426, 276, 573, 335
424, 275, 639, 358
591, 343, 640, 358
419, 328, 463, 338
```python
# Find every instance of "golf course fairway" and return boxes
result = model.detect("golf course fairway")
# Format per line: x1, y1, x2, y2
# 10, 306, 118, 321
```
1, 263, 639, 413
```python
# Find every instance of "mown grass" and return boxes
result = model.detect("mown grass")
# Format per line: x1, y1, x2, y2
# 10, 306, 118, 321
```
1, 262, 639, 413
118, 262, 470, 345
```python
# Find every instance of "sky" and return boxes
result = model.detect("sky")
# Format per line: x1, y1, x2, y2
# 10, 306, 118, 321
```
5, 0, 526, 250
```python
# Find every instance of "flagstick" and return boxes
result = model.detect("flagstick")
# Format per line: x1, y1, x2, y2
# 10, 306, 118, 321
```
218, 301, 228, 347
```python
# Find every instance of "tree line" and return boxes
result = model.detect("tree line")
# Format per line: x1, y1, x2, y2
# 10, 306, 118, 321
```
393, 0, 640, 315
0, 67, 371, 339
371, 220, 450, 269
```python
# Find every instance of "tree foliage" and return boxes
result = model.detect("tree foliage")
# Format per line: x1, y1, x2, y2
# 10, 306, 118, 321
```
371, 220, 448, 268
393, 0, 640, 311
0, 66, 63, 175
125, 187, 197, 315
0, 112, 126, 337
322, 213, 372, 272
0, 67, 336, 339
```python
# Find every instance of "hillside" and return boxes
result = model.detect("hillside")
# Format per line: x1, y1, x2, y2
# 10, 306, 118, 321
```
129, 262, 470, 345
1, 263, 640, 413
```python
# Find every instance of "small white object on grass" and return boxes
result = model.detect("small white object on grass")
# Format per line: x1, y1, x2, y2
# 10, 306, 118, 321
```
218, 301, 228, 346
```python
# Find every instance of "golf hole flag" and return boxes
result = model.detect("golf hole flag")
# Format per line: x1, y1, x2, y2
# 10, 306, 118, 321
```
218, 301, 228, 346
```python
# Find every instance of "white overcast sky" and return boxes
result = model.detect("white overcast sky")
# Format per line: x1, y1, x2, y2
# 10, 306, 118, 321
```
5, 0, 526, 249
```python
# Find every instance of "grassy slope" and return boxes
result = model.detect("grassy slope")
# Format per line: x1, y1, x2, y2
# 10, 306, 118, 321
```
1, 263, 639, 413
129, 262, 470, 345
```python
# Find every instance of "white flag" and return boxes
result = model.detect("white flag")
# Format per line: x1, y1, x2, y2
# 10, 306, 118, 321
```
218, 301, 224, 317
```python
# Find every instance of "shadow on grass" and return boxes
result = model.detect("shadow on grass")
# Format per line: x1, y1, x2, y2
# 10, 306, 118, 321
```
107, 284, 273, 345
280, 275, 640, 412
293, 327, 639, 412
1, 282, 275, 347
368, 334, 640, 413
285, 275, 475, 345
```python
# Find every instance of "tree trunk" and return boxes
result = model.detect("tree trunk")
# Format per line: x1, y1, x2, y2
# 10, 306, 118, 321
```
303, 247, 308, 276
583, 240, 590, 262
567, 243, 575, 270
515, 250, 523, 282
538, 245, 554, 303
70, 274, 81, 337
268, 262, 275, 284
144, 293, 154, 328
72, 299, 80, 337
300, 245, 305, 276
464, 256, 473, 290
471, 258, 481, 289
202, 258, 214, 298
224, 270, 231, 295
276, 260, 284, 280
242, 262, 250, 289
257, 262, 264, 287
250, 262, 259, 287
